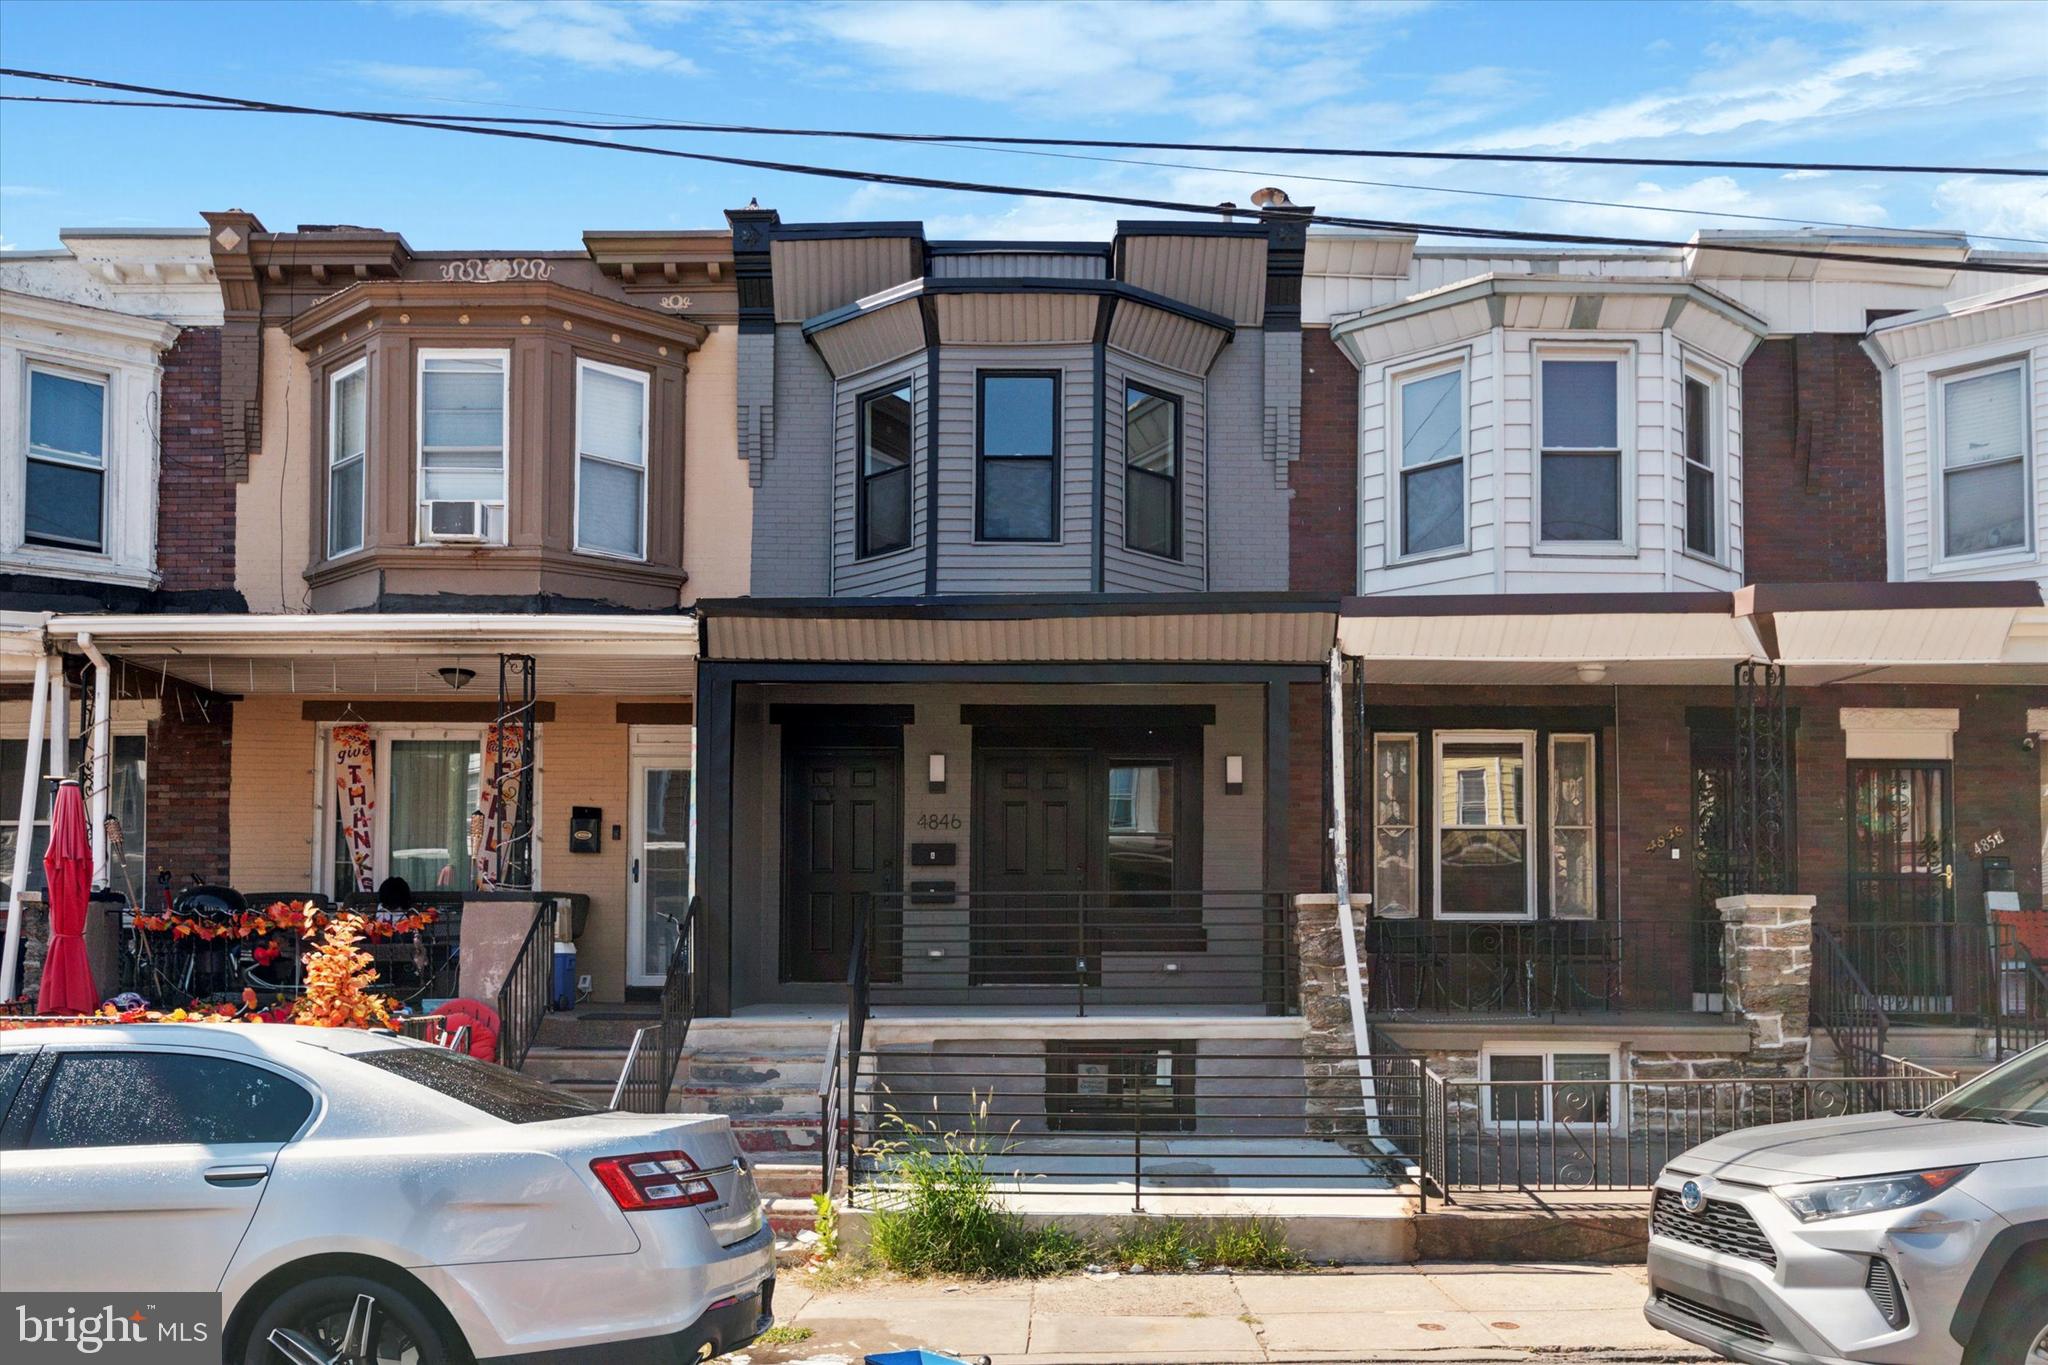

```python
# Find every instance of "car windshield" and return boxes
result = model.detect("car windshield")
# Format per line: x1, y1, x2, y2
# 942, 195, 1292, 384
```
1923, 1043, 2048, 1126
350, 1046, 606, 1124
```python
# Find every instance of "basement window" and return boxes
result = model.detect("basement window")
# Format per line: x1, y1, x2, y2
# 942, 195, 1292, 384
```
1481, 1046, 1620, 1128
1046, 1041, 1193, 1133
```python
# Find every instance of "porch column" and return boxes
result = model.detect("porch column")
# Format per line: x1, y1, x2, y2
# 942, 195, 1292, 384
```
0, 652, 52, 1001
695, 662, 735, 1018
1717, 893, 1817, 1073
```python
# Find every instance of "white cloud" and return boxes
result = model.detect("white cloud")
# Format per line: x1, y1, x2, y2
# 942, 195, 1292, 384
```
0, 185, 57, 199
1932, 177, 2048, 242
1780, 170, 1830, 182
399, 0, 701, 74
339, 61, 503, 97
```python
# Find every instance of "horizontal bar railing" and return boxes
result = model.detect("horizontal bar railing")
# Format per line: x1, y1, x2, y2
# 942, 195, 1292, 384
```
862, 890, 1298, 1016
1834, 920, 2003, 1025
1364, 918, 1707, 1018
846, 1049, 1421, 1212
1995, 931, 2048, 1059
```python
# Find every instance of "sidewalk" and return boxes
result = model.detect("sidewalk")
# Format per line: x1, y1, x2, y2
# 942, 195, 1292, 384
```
752, 1264, 1710, 1364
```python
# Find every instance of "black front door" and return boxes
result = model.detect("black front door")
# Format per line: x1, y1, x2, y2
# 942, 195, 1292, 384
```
1847, 760, 1956, 1010
782, 746, 899, 984
973, 748, 1091, 984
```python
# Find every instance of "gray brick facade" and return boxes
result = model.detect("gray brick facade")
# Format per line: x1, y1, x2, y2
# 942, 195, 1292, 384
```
749, 324, 835, 596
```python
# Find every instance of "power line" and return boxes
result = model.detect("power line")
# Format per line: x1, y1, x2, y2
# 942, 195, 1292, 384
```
6, 69, 2047, 276
17, 91, 2046, 247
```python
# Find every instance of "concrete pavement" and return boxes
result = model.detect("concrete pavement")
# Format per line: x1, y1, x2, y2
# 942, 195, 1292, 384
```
746, 1264, 1709, 1364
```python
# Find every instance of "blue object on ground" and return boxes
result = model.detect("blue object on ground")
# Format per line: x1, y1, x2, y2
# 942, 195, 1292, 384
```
551, 941, 577, 1011
865, 1351, 979, 1365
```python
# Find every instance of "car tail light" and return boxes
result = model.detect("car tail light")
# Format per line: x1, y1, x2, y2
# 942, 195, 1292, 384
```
591, 1151, 718, 1210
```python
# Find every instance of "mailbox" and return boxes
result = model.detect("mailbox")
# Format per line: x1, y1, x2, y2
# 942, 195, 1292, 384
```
569, 805, 602, 854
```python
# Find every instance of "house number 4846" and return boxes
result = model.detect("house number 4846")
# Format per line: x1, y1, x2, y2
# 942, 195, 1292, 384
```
917, 813, 963, 831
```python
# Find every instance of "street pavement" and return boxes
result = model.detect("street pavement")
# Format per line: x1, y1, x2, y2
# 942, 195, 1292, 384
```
744, 1263, 1710, 1365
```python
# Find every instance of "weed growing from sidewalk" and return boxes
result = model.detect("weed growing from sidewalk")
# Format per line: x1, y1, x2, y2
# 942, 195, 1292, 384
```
810, 1191, 839, 1260
1107, 1218, 1304, 1272
754, 1325, 815, 1346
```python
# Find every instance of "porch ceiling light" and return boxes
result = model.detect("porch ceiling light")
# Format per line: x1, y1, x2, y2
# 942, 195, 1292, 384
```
1225, 754, 1245, 795
439, 666, 477, 690
928, 752, 947, 794
1575, 663, 1609, 684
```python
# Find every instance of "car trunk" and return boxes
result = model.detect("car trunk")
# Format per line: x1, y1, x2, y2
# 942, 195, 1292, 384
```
535, 1111, 765, 1247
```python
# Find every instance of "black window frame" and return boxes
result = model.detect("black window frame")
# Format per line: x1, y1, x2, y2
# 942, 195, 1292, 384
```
856, 380, 915, 560
1122, 380, 1182, 561
975, 369, 1062, 544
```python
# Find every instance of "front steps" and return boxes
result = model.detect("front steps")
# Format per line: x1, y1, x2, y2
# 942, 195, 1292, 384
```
1813, 1023, 1999, 1078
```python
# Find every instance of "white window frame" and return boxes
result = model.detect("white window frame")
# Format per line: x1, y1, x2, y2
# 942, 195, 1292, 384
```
1432, 728, 1537, 921
1479, 1044, 1624, 1132
22, 359, 111, 557
572, 356, 652, 562
1547, 732, 1599, 920
1532, 343, 1635, 555
1931, 355, 2034, 569
1679, 359, 1726, 566
1387, 351, 1469, 564
326, 358, 368, 560
415, 347, 510, 546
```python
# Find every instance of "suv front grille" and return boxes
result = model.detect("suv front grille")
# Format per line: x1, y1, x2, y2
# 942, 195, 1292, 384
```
1655, 1292, 1770, 1343
1652, 1187, 1778, 1268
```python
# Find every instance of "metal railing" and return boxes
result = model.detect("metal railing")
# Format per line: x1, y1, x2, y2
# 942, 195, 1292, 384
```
1813, 925, 1889, 1079
611, 899, 699, 1113
494, 900, 558, 1071
819, 1021, 844, 1195
846, 1048, 1423, 1213
1997, 935, 2048, 1059
859, 890, 1298, 1017
115, 900, 463, 1008
1364, 918, 1709, 1018
611, 1025, 662, 1112
1832, 921, 2006, 1025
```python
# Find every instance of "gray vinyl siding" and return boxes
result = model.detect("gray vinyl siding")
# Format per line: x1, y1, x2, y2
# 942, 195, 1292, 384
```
1208, 327, 1291, 590
934, 343, 1096, 593
750, 323, 834, 595
832, 355, 929, 597
1104, 349, 1206, 592
930, 252, 1108, 281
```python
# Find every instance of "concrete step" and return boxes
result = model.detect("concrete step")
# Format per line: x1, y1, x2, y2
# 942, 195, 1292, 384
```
519, 1046, 635, 1085
683, 1051, 829, 1091
674, 1085, 823, 1120
684, 1018, 841, 1054
729, 1117, 826, 1154
534, 1011, 660, 1050
753, 1162, 832, 1200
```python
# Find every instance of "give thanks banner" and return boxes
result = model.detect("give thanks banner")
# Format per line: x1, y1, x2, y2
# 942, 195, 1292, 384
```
331, 723, 375, 894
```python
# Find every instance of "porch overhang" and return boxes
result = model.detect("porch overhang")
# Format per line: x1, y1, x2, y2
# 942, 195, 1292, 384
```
1735, 582, 2048, 684
698, 594, 1340, 665
37, 612, 700, 695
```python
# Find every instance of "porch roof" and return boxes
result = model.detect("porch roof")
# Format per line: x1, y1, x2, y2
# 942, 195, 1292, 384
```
38, 612, 700, 695
697, 594, 1340, 665
1738, 582, 2048, 684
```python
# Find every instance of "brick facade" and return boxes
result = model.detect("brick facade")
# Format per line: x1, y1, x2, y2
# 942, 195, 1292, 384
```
1288, 681, 1326, 892
155, 326, 234, 596
141, 681, 233, 887
1740, 335, 1889, 584
1291, 328, 1358, 593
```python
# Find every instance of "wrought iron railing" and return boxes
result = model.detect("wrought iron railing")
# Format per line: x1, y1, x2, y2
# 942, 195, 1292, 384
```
1996, 933, 2048, 1059
653, 898, 698, 1113
819, 1021, 844, 1196
1364, 918, 1705, 1018
494, 900, 558, 1071
859, 890, 1298, 1017
1813, 924, 1889, 1079
1834, 920, 2004, 1025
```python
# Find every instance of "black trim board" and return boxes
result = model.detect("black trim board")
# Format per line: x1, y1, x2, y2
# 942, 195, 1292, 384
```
768, 703, 916, 726
959, 704, 1215, 728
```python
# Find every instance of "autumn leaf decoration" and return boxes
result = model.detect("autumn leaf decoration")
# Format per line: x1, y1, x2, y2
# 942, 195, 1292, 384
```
292, 913, 397, 1029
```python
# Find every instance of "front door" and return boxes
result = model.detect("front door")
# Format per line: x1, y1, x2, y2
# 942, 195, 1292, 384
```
782, 746, 899, 984
628, 757, 692, 988
1848, 760, 1956, 1010
972, 748, 1091, 984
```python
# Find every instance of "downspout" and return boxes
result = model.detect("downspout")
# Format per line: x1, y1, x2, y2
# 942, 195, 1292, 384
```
1327, 644, 1375, 1117
0, 652, 52, 1001
78, 633, 113, 890
48, 659, 69, 795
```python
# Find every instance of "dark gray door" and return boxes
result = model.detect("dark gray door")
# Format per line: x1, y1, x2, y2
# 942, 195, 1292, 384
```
782, 747, 898, 984
972, 748, 1091, 984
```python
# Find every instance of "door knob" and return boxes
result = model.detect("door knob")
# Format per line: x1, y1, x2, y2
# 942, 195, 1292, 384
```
204, 1164, 270, 1187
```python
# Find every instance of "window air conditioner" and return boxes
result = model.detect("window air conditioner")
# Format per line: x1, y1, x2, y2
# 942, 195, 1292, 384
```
423, 500, 487, 542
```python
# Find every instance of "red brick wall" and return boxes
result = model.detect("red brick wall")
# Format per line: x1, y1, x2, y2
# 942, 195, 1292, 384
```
140, 682, 232, 887
156, 326, 233, 594
1292, 328, 1358, 593
1288, 681, 1327, 892
1741, 335, 1888, 584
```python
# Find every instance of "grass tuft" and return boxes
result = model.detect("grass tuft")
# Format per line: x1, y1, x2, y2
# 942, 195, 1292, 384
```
754, 1325, 815, 1346
1108, 1217, 1304, 1273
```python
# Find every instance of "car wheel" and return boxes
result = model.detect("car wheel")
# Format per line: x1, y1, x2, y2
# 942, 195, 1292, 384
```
1969, 1251, 2048, 1365
242, 1273, 462, 1365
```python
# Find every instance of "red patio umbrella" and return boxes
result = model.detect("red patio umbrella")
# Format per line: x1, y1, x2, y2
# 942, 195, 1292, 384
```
36, 780, 96, 1015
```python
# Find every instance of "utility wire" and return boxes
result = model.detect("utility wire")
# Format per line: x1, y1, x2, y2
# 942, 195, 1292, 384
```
16, 92, 2046, 247
7, 69, 2047, 276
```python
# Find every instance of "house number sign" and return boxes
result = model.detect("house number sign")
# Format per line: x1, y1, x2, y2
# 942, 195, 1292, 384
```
1971, 829, 2006, 857
916, 812, 963, 831
1643, 823, 1685, 854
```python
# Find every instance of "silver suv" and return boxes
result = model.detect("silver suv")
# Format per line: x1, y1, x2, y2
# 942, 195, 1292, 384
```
1646, 1043, 2047, 1365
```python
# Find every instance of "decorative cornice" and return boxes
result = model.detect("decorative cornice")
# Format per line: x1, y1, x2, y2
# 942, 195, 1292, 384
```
0, 287, 183, 350
285, 279, 709, 350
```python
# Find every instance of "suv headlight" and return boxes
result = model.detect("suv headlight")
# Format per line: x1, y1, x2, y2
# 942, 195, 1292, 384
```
1773, 1166, 1974, 1223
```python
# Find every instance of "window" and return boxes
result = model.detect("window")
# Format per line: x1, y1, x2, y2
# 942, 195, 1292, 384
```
977, 372, 1059, 541
24, 365, 107, 553
1047, 1042, 1194, 1134
1124, 383, 1180, 559
1549, 734, 1598, 919
327, 360, 367, 558
1106, 762, 1173, 897
1482, 1047, 1617, 1128
351, 1047, 601, 1124
1938, 361, 2030, 560
26, 1052, 312, 1149
417, 351, 508, 543
328, 732, 485, 898
1, 734, 143, 902
1371, 733, 1419, 919
1395, 363, 1465, 556
858, 382, 913, 558
575, 359, 649, 560
1538, 355, 1624, 543
1435, 731, 1533, 919
1682, 374, 1717, 559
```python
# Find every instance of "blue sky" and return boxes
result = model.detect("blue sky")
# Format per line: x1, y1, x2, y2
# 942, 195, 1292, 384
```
1, 0, 2044, 252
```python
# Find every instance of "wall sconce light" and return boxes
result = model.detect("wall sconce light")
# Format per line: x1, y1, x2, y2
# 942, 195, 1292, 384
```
439, 666, 477, 691
1225, 753, 1245, 796
928, 752, 947, 794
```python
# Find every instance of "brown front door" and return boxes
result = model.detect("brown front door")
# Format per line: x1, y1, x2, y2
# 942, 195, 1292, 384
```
973, 748, 1091, 984
782, 746, 899, 984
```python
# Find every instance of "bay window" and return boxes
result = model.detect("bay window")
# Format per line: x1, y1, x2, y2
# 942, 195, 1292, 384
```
977, 371, 1059, 542
1538, 354, 1625, 545
1394, 360, 1465, 557
327, 360, 367, 558
574, 359, 649, 560
1435, 731, 1533, 919
417, 351, 508, 544
1937, 360, 2030, 560
1124, 382, 1181, 559
858, 382, 913, 558
24, 365, 107, 553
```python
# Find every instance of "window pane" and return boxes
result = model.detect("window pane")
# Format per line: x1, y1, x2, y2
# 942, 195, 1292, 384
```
388, 740, 480, 893
1943, 368, 2024, 468
1684, 378, 1711, 469
329, 457, 364, 556
1401, 369, 1461, 468
1553, 827, 1596, 918
979, 457, 1054, 540
578, 458, 644, 556
25, 460, 104, 550
1127, 468, 1176, 558
1489, 1054, 1542, 1123
1541, 359, 1618, 448
422, 447, 506, 503
422, 360, 504, 448
1126, 388, 1176, 476
1944, 460, 2027, 557
981, 375, 1056, 456
1402, 462, 1463, 555
351, 1047, 601, 1124
110, 735, 145, 905
1555, 1053, 1612, 1124
1540, 451, 1621, 541
1686, 462, 1715, 557
864, 386, 913, 476
1106, 762, 1173, 896
579, 367, 646, 467
641, 767, 691, 978
333, 368, 367, 462
863, 465, 911, 556
28, 370, 105, 464
1441, 829, 1528, 916
29, 1052, 312, 1149
1439, 742, 1525, 827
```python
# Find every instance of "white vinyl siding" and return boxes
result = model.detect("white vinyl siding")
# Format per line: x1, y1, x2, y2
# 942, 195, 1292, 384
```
327, 359, 367, 559
574, 358, 650, 561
